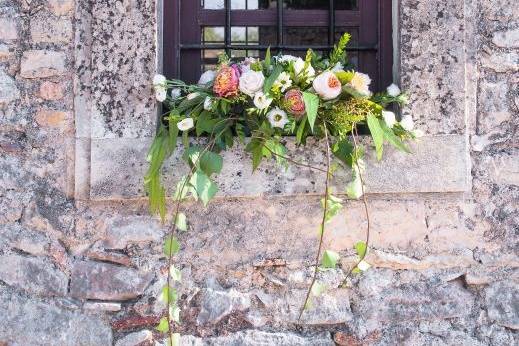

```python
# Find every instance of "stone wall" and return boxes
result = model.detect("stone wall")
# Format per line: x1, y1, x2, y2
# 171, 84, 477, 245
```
0, 0, 517, 345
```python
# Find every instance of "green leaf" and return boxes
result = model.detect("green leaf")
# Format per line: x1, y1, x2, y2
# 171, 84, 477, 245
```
163, 235, 180, 256
170, 266, 182, 282
263, 46, 271, 71
265, 139, 287, 168
196, 111, 217, 136
310, 281, 326, 296
296, 115, 307, 144
169, 306, 181, 323
355, 241, 367, 258
346, 177, 363, 199
321, 250, 341, 268
302, 92, 319, 133
155, 317, 169, 333
321, 195, 343, 223
380, 121, 411, 153
366, 114, 384, 161
263, 64, 283, 94
190, 170, 218, 206
332, 139, 354, 167
161, 285, 178, 304
200, 151, 223, 176
175, 212, 187, 232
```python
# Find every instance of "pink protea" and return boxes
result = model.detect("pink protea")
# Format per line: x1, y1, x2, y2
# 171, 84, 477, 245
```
213, 65, 240, 98
284, 89, 306, 119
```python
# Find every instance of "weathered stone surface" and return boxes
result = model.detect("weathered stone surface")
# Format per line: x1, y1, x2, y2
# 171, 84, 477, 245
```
85, 248, 132, 266
89, 135, 469, 199
180, 330, 334, 346
84, 302, 122, 312
35, 109, 69, 128
103, 215, 164, 249
197, 287, 251, 325
481, 50, 519, 73
115, 330, 153, 346
39, 81, 65, 100
285, 289, 353, 325
0, 43, 12, 60
477, 80, 512, 134
0, 18, 17, 41
486, 281, 519, 330
30, 18, 72, 44
47, 0, 75, 16
492, 28, 519, 48
0, 69, 19, 105
0, 254, 68, 297
70, 261, 153, 300
0, 290, 112, 346
20, 50, 67, 79
480, 151, 519, 186
358, 281, 474, 327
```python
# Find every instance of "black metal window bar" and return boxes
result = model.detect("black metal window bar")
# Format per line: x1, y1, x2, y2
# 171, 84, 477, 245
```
164, 0, 392, 91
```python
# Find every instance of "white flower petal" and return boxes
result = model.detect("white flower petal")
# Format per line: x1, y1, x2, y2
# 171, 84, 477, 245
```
266, 107, 288, 128
177, 118, 194, 131
386, 83, 401, 97
153, 74, 166, 86
400, 114, 414, 131
313, 71, 342, 100
203, 96, 213, 111
412, 129, 425, 138
198, 70, 216, 86
253, 91, 273, 110
155, 88, 167, 102
239, 70, 265, 96
382, 110, 396, 128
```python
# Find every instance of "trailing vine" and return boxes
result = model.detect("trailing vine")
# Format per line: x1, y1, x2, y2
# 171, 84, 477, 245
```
146, 34, 421, 344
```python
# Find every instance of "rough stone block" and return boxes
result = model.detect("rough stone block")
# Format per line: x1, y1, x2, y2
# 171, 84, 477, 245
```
30, 18, 73, 44
70, 261, 153, 300
35, 109, 69, 128
20, 50, 67, 79
180, 330, 334, 346
0, 69, 19, 105
486, 281, 519, 330
0, 254, 68, 297
0, 43, 13, 60
115, 330, 153, 346
103, 215, 164, 249
0, 290, 112, 345
197, 287, 251, 325
492, 28, 519, 48
89, 135, 469, 199
47, 0, 75, 16
481, 151, 519, 186
39, 81, 65, 100
0, 18, 17, 41
83, 302, 122, 312
477, 80, 512, 134
481, 50, 519, 73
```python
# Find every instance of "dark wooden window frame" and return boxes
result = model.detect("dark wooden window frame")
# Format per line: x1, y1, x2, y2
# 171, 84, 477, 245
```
164, 0, 393, 91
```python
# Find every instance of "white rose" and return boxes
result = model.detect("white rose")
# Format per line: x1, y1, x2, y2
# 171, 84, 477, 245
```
239, 70, 265, 96
153, 74, 166, 87
293, 58, 315, 80
253, 91, 273, 110
177, 118, 194, 131
382, 110, 396, 128
203, 96, 213, 111
155, 88, 167, 102
198, 70, 216, 86
266, 107, 289, 128
386, 83, 401, 97
400, 114, 414, 131
348, 72, 371, 97
170, 88, 181, 100
312, 71, 342, 100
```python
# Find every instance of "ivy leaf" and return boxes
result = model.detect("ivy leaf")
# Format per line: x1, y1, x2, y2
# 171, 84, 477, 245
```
366, 113, 384, 161
321, 195, 343, 222
321, 250, 341, 268
380, 120, 411, 153
190, 170, 218, 206
163, 235, 180, 256
310, 281, 326, 296
170, 266, 182, 282
200, 151, 223, 176
263, 64, 283, 94
302, 92, 319, 133
156, 317, 169, 333
175, 212, 187, 232
355, 241, 367, 258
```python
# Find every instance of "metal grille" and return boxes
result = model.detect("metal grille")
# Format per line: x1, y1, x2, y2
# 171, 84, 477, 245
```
164, 0, 393, 90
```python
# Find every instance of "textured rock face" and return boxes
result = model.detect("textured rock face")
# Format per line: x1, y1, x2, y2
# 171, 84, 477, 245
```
0, 0, 518, 345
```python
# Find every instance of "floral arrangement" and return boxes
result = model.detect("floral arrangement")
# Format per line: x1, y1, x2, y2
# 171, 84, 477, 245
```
147, 33, 420, 344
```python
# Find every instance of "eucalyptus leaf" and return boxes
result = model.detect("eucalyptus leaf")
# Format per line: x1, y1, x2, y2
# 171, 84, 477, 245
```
200, 151, 223, 176
381, 120, 411, 153
161, 285, 178, 304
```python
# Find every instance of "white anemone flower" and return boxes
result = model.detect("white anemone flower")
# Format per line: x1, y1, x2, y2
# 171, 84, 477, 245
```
198, 70, 216, 86
203, 96, 213, 111
177, 118, 194, 132
386, 83, 401, 97
348, 72, 372, 97
253, 91, 273, 110
155, 88, 167, 102
382, 110, 397, 128
266, 107, 289, 129
400, 114, 414, 131
273, 72, 292, 92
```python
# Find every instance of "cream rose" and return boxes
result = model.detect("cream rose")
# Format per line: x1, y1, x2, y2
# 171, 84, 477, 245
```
239, 70, 265, 96
312, 71, 342, 100
348, 72, 371, 97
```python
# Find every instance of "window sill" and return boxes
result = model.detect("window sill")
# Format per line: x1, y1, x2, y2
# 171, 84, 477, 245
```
84, 135, 469, 200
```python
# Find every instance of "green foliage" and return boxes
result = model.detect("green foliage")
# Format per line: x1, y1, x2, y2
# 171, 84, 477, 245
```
321, 195, 343, 223
302, 92, 319, 133
190, 170, 218, 206
321, 250, 341, 268
366, 113, 384, 160
332, 139, 354, 167
264, 64, 283, 94
329, 32, 351, 66
355, 241, 367, 258
174, 212, 187, 232
335, 70, 354, 84
170, 266, 182, 282
163, 236, 180, 256
381, 121, 411, 153
310, 281, 326, 296
156, 317, 169, 333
